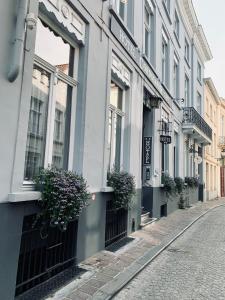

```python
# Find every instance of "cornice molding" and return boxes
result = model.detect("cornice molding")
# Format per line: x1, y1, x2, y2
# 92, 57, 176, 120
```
177, 0, 213, 63
204, 78, 220, 104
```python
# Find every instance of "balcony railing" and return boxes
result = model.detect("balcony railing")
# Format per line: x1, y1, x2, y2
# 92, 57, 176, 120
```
183, 107, 212, 140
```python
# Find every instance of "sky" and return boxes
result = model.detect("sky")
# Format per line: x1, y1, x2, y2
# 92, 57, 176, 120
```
192, 0, 225, 98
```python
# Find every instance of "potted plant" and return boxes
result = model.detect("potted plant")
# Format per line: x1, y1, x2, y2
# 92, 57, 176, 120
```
174, 177, 185, 209
107, 170, 136, 209
34, 168, 90, 235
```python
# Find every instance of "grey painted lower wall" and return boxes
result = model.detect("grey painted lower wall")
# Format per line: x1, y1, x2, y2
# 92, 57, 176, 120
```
128, 189, 142, 234
0, 189, 142, 299
76, 192, 107, 263
0, 202, 38, 300
142, 186, 199, 218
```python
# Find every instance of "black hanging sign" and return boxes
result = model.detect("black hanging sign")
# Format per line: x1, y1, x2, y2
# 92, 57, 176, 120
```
143, 137, 152, 165
160, 135, 172, 144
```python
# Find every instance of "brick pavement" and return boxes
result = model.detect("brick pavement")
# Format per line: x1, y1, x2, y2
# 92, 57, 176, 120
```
45, 198, 225, 300
114, 203, 225, 300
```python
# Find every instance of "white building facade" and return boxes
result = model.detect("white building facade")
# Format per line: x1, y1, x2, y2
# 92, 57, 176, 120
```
0, 0, 212, 298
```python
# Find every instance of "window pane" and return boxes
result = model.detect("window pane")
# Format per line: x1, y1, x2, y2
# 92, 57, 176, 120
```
145, 8, 150, 25
52, 80, 72, 170
108, 110, 113, 171
110, 82, 123, 110
35, 19, 72, 76
24, 66, 50, 180
145, 28, 149, 57
119, 1, 125, 20
114, 114, 122, 171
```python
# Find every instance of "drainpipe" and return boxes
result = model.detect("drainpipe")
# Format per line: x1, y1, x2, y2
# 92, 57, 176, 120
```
8, 0, 28, 82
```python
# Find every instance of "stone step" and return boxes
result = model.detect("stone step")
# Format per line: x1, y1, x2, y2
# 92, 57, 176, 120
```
140, 214, 157, 228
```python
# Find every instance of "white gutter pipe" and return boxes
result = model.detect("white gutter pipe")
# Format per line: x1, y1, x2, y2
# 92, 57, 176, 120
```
8, 0, 28, 82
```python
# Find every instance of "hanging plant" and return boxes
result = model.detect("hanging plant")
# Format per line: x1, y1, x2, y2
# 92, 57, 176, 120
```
107, 170, 136, 209
185, 176, 199, 189
34, 168, 90, 233
162, 174, 176, 196
174, 177, 185, 194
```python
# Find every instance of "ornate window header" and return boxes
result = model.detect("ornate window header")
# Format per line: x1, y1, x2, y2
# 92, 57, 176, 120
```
39, 0, 85, 44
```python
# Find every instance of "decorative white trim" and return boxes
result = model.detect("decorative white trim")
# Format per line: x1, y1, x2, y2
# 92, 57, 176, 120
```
111, 53, 131, 87
8, 192, 41, 202
178, 0, 212, 63
101, 187, 114, 193
39, 0, 85, 44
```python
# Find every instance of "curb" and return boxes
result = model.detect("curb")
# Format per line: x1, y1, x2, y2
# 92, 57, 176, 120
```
92, 203, 225, 300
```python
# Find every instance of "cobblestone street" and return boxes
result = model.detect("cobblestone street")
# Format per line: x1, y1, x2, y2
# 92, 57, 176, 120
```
114, 205, 225, 300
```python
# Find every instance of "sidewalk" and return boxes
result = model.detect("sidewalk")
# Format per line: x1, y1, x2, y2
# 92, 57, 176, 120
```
46, 198, 225, 300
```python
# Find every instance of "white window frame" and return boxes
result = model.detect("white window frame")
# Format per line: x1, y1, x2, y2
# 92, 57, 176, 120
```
197, 61, 202, 82
107, 81, 126, 172
184, 74, 190, 107
23, 18, 79, 185
184, 38, 190, 63
114, 0, 133, 31
162, 30, 169, 87
173, 54, 179, 99
144, 0, 154, 63
196, 92, 202, 114
174, 10, 179, 40
163, 0, 170, 13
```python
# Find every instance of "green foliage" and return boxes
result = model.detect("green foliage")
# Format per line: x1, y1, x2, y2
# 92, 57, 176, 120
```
185, 176, 199, 188
174, 177, 185, 194
162, 174, 176, 195
34, 168, 90, 232
107, 170, 136, 209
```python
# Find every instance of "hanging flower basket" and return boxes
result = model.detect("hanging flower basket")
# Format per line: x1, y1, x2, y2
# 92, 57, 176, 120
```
107, 170, 136, 209
34, 168, 90, 233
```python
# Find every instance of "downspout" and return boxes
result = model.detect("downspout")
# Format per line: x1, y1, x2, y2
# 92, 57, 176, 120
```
8, 0, 28, 82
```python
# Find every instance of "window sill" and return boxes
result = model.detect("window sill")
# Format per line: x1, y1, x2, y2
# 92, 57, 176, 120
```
8, 191, 41, 202
101, 187, 114, 193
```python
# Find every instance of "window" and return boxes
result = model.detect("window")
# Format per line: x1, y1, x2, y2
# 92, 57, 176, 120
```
173, 132, 179, 177
173, 55, 179, 99
197, 61, 202, 82
184, 75, 190, 106
107, 82, 125, 171
163, 0, 170, 13
174, 10, 179, 39
115, 0, 134, 32
184, 39, 189, 63
197, 92, 202, 114
24, 19, 77, 181
162, 31, 169, 87
144, 1, 155, 64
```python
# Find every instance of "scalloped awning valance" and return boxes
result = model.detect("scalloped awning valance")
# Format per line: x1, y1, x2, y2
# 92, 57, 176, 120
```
39, 0, 85, 45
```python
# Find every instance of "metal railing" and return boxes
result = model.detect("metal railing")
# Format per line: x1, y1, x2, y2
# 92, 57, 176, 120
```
105, 200, 128, 248
183, 107, 212, 140
15, 215, 78, 296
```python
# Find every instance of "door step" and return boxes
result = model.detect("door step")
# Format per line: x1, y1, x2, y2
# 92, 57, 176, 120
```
140, 211, 157, 228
